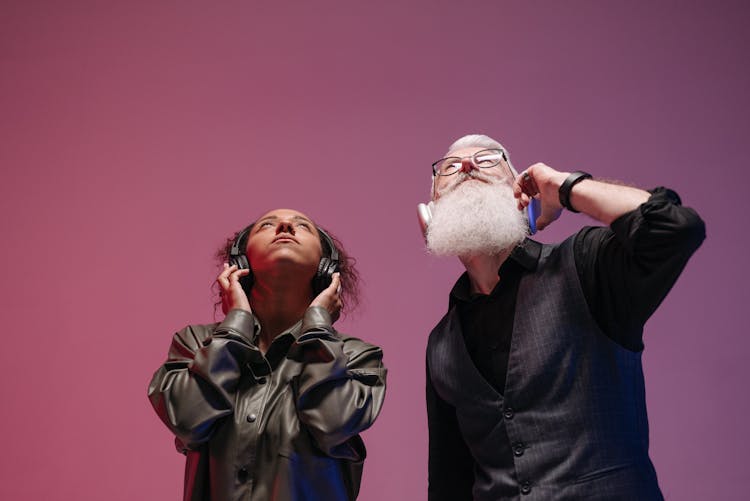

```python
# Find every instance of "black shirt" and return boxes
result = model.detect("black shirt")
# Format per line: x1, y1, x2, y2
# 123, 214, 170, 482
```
426, 187, 706, 500
449, 187, 703, 393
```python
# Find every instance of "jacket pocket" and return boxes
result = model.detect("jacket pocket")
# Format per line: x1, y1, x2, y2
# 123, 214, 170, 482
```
275, 451, 350, 500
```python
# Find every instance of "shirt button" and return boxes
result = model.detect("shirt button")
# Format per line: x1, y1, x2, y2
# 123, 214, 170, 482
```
503, 407, 514, 419
246, 413, 257, 423
237, 467, 249, 482
513, 442, 525, 457
520, 482, 531, 495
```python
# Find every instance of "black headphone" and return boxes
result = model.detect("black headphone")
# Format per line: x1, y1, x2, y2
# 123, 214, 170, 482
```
228, 223, 340, 295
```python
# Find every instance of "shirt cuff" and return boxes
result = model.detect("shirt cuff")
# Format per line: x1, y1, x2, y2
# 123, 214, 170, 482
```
644, 186, 681, 207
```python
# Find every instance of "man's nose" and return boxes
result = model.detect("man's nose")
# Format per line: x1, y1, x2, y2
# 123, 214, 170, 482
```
276, 221, 295, 234
459, 158, 477, 173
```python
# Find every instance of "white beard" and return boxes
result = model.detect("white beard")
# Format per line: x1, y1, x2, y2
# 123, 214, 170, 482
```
426, 178, 528, 258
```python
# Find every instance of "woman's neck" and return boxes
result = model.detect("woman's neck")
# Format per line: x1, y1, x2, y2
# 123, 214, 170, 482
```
249, 275, 312, 352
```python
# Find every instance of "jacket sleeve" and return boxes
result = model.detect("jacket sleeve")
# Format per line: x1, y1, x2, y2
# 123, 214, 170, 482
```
287, 306, 387, 459
147, 309, 262, 450
426, 358, 474, 501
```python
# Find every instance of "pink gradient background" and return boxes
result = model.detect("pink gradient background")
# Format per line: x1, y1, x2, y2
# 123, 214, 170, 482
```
1, 1, 748, 499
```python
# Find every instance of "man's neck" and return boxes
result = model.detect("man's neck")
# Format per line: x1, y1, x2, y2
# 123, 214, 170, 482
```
249, 277, 312, 352
459, 248, 513, 295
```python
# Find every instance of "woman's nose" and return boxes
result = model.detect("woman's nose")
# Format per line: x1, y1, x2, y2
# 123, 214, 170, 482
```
276, 221, 295, 234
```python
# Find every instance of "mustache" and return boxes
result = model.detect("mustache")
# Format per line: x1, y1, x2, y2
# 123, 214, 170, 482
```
439, 171, 497, 196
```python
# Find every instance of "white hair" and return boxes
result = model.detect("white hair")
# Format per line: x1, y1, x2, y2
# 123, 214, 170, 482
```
431, 133, 518, 198
426, 178, 528, 257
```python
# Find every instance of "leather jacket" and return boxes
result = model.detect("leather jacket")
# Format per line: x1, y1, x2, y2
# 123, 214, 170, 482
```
148, 307, 387, 501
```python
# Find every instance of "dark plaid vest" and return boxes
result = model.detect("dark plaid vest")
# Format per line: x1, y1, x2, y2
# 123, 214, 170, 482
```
427, 237, 663, 500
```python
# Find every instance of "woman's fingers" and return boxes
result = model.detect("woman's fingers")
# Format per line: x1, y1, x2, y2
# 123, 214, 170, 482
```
217, 263, 235, 289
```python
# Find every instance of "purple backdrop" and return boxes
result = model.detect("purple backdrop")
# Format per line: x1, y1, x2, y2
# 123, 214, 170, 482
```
1, 1, 747, 499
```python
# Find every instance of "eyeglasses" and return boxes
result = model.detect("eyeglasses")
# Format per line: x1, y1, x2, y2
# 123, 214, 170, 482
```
431, 148, 510, 177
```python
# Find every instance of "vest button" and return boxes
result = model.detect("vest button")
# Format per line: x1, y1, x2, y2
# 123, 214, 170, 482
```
513, 442, 525, 457
520, 482, 531, 495
237, 466, 249, 483
503, 407, 514, 419
246, 413, 257, 423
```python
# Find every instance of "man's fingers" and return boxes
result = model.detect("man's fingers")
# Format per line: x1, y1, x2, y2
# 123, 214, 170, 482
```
517, 192, 530, 209
519, 171, 540, 197
513, 180, 524, 199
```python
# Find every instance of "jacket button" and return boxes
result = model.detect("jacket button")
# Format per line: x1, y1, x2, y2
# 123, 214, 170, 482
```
520, 482, 531, 495
513, 442, 525, 457
503, 407, 514, 419
246, 413, 257, 423
257, 377, 267, 385
237, 467, 249, 482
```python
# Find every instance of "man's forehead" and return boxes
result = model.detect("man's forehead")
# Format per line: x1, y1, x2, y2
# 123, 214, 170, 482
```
445, 146, 492, 157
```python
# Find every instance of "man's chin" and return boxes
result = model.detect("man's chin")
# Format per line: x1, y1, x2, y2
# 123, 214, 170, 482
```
427, 237, 523, 258
426, 181, 528, 257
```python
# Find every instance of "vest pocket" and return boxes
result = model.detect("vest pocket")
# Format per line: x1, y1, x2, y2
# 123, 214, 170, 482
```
573, 462, 635, 484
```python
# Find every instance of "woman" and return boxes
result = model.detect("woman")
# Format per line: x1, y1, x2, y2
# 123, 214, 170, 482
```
148, 208, 387, 501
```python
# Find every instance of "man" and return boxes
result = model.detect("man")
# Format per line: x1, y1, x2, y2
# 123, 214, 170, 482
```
148, 208, 387, 501
422, 135, 705, 500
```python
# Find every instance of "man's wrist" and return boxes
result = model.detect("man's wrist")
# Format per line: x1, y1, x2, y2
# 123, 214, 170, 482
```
558, 171, 593, 213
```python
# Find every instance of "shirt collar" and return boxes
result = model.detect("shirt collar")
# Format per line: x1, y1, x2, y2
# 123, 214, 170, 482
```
449, 238, 542, 303
509, 237, 542, 272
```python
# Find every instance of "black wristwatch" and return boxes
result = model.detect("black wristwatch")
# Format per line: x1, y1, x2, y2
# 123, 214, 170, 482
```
558, 171, 592, 213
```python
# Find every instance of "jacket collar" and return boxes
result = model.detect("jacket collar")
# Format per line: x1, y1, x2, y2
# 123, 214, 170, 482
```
247, 319, 303, 380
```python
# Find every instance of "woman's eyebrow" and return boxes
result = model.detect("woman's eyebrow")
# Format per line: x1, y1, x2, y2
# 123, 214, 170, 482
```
256, 215, 313, 225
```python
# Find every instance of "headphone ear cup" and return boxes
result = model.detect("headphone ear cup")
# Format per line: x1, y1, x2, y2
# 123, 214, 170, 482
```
230, 254, 249, 270
238, 271, 254, 294
313, 257, 340, 295
313, 258, 330, 295
228, 255, 254, 291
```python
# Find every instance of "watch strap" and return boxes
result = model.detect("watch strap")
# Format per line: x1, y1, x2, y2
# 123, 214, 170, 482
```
558, 171, 592, 213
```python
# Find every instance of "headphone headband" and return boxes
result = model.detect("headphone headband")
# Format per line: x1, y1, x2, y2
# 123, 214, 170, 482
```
316, 227, 339, 263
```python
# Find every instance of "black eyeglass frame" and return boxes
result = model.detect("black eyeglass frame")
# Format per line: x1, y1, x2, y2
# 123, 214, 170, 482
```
431, 148, 512, 177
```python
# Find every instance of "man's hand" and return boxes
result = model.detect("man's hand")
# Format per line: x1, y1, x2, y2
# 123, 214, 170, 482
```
217, 263, 252, 314
513, 163, 568, 231
310, 272, 342, 323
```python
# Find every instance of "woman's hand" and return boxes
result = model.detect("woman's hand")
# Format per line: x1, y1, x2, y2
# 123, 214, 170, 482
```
217, 263, 252, 315
310, 272, 342, 323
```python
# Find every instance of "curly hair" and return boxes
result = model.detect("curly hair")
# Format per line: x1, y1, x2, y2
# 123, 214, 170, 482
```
213, 222, 361, 316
